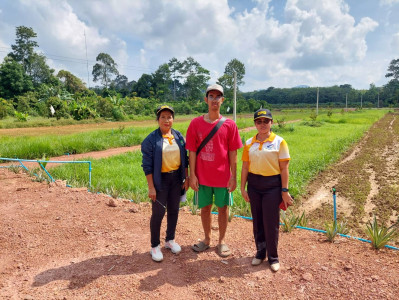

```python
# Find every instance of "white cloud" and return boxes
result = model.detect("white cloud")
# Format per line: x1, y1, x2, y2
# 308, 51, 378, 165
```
379, 0, 399, 5
0, 0, 393, 90
392, 32, 399, 52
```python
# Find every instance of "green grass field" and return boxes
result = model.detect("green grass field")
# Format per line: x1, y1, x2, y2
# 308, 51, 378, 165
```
0, 109, 321, 159
46, 109, 388, 218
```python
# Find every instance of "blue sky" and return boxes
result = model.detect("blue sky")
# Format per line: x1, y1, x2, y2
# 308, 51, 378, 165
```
0, 0, 398, 91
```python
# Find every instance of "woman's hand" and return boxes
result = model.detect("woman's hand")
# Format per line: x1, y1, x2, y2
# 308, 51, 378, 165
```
282, 191, 293, 207
183, 177, 189, 191
241, 188, 250, 202
148, 186, 156, 202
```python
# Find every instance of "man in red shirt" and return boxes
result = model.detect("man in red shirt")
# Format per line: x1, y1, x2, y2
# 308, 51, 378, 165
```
186, 83, 242, 257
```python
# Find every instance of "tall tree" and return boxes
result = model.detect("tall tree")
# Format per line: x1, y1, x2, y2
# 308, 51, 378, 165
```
0, 56, 33, 99
386, 58, 399, 80
218, 59, 245, 100
29, 53, 56, 86
133, 74, 153, 98
9, 26, 38, 74
180, 57, 210, 101
92, 53, 119, 88
57, 70, 87, 94
168, 57, 183, 100
152, 63, 172, 100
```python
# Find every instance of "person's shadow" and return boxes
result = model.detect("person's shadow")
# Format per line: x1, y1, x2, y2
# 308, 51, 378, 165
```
32, 246, 261, 291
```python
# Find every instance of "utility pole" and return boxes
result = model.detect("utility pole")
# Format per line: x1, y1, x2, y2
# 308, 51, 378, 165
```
346, 93, 348, 110
361, 94, 363, 108
377, 92, 380, 108
316, 87, 319, 115
233, 70, 237, 122
84, 30, 90, 88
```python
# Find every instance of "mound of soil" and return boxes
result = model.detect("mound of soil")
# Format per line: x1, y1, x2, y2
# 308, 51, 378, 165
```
1, 169, 398, 299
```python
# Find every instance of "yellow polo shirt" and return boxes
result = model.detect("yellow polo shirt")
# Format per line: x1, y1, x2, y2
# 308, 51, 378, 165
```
161, 136, 181, 172
242, 132, 290, 176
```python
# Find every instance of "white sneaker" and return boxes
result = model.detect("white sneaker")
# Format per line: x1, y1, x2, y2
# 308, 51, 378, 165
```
165, 240, 181, 254
150, 245, 163, 262
251, 258, 264, 266
270, 262, 280, 272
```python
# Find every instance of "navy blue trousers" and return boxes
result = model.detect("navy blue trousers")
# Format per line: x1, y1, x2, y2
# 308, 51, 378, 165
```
150, 171, 181, 248
247, 173, 282, 264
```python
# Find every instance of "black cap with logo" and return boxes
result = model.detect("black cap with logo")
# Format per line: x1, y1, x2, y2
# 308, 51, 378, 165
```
254, 108, 273, 120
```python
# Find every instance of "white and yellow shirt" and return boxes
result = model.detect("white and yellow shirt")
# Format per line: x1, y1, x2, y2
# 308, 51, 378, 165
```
242, 132, 290, 176
161, 135, 181, 173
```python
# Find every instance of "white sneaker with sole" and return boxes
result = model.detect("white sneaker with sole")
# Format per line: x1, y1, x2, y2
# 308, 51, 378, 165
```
251, 258, 264, 266
150, 245, 163, 262
270, 262, 280, 272
165, 240, 181, 254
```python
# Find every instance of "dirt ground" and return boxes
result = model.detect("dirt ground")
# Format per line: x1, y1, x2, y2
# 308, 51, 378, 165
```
1, 169, 399, 300
1, 113, 399, 299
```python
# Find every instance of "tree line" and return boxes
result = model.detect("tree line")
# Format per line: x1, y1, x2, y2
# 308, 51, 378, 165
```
0, 26, 398, 122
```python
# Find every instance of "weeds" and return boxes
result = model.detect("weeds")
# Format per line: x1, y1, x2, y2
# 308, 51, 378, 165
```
280, 209, 298, 233
324, 220, 350, 242
365, 216, 398, 250
336, 220, 350, 235
8, 165, 21, 174
297, 211, 308, 227
106, 186, 120, 199
324, 220, 338, 242
191, 192, 199, 215
14, 111, 29, 122
276, 118, 286, 130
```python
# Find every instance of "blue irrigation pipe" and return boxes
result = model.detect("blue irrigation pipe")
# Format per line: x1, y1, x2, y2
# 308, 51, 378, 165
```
333, 193, 337, 222
209, 211, 399, 251
0, 157, 92, 188
332, 187, 337, 222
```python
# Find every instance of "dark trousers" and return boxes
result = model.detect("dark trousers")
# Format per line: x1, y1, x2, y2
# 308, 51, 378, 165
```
247, 173, 282, 264
150, 171, 181, 248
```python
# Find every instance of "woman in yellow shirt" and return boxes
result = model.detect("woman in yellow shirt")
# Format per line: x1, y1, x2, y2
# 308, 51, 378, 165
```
240, 108, 293, 272
141, 105, 189, 262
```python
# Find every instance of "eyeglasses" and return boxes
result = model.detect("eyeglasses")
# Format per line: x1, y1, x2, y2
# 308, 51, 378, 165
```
255, 119, 271, 125
208, 95, 223, 101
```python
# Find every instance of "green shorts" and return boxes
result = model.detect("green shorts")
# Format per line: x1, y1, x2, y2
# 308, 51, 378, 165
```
194, 185, 233, 209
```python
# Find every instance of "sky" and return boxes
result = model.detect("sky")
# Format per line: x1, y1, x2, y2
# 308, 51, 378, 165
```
0, 0, 398, 92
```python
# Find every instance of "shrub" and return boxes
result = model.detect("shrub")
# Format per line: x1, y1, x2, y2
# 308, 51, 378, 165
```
70, 101, 97, 120
324, 221, 338, 242
336, 220, 350, 235
47, 96, 69, 120
297, 211, 308, 227
112, 107, 125, 121
280, 209, 298, 233
14, 111, 29, 122
0, 98, 13, 119
365, 216, 398, 250
96, 97, 114, 118
276, 117, 286, 129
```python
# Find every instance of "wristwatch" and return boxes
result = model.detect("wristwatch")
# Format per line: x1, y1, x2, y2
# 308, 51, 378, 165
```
282, 188, 289, 192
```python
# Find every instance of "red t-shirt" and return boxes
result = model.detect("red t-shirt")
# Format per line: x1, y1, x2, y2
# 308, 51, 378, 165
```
186, 115, 243, 187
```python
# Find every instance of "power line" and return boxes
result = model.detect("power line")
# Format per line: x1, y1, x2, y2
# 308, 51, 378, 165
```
0, 47, 201, 81
0, 47, 154, 72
